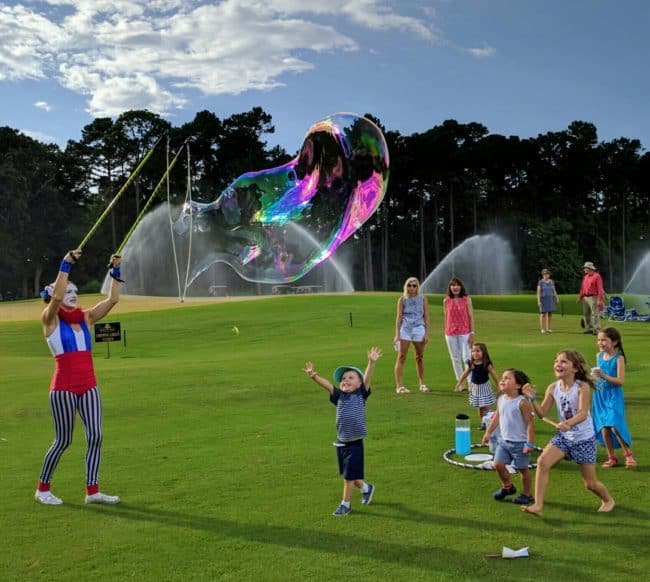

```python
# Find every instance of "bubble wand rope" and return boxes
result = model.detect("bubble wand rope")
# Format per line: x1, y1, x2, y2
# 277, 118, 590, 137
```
181, 142, 193, 303
114, 138, 189, 256
77, 132, 167, 250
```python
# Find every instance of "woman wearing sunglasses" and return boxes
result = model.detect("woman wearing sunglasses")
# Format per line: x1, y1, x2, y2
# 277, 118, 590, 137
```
393, 277, 431, 394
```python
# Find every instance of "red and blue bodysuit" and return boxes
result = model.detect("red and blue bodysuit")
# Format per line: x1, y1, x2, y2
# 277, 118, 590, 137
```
38, 307, 103, 495
46, 307, 97, 394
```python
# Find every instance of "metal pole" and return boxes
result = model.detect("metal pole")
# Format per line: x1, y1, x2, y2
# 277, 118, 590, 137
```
78, 132, 167, 249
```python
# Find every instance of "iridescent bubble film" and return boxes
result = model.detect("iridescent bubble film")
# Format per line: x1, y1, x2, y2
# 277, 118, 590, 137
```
175, 113, 389, 285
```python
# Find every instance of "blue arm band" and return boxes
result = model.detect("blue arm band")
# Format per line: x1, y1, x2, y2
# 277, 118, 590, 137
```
109, 267, 124, 282
59, 260, 72, 273
525, 442, 535, 448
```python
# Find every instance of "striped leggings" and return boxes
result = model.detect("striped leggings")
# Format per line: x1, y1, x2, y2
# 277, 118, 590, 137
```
39, 387, 103, 486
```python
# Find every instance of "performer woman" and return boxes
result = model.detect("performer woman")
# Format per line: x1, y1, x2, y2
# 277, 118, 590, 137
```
35, 249, 123, 505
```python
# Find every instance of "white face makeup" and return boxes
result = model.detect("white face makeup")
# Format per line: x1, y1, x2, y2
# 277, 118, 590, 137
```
62, 283, 79, 308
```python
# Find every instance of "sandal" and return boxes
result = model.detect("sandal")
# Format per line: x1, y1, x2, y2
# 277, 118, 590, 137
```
624, 452, 637, 468
396, 386, 410, 394
601, 456, 618, 468
419, 385, 431, 393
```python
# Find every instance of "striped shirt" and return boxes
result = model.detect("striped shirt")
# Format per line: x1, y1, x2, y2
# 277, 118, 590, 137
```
330, 386, 370, 442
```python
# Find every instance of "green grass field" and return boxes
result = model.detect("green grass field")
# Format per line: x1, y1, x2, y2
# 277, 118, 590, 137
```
1, 293, 648, 581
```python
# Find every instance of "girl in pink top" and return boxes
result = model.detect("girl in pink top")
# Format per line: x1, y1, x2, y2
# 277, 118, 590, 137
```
443, 278, 474, 386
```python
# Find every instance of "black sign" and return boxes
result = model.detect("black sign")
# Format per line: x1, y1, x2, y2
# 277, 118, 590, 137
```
94, 321, 121, 343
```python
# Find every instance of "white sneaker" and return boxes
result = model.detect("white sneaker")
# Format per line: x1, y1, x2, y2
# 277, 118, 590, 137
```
85, 492, 120, 504
35, 490, 63, 505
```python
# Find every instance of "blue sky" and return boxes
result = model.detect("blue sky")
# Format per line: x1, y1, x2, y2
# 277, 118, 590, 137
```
1, 0, 648, 154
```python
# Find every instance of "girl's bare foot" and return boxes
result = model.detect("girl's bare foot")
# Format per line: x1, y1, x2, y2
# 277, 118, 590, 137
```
598, 499, 615, 513
521, 505, 542, 516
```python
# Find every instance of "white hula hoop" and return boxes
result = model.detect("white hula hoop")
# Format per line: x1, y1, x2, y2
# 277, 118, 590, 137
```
443, 443, 542, 470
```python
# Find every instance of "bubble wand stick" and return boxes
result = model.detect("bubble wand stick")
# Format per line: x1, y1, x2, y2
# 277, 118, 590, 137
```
77, 132, 167, 250
113, 137, 190, 256
541, 416, 560, 429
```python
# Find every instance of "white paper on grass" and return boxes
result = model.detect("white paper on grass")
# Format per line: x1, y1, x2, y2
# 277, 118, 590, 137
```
502, 547, 529, 558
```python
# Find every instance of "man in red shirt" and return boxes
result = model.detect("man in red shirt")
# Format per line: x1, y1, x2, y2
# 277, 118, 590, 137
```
577, 261, 606, 334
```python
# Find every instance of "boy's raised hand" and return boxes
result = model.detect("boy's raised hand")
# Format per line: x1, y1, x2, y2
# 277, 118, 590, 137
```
303, 361, 316, 378
367, 347, 383, 362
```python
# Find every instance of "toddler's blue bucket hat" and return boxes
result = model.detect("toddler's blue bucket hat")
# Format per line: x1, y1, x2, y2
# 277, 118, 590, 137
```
333, 366, 364, 382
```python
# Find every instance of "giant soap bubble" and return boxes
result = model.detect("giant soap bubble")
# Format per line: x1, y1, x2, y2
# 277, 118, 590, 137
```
174, 113, 389, 285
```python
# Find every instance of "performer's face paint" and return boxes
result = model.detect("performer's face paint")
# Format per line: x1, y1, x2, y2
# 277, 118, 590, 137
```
62, 283, 79, 309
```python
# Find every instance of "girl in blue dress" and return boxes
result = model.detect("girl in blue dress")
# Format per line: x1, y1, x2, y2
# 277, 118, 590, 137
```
592, 327, 636, 468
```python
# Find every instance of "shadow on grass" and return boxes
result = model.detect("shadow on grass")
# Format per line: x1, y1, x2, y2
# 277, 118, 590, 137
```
546, 500, 650, 520
64, 499, 645, 570
68, 502, 468, 573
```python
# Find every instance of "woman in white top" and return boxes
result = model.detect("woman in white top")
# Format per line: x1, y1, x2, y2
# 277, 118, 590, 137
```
521, 349, 614, 516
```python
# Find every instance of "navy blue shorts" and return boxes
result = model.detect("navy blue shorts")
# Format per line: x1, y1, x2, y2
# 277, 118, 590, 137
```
336, 439, 364, 480
550, 432, 596, 464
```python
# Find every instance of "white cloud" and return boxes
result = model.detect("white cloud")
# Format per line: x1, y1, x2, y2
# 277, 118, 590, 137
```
0, 5, 67, 80
86, 73, 187, 116
34, 101, 53, 112
465, 45, 496, 58
0, 0, 437, 116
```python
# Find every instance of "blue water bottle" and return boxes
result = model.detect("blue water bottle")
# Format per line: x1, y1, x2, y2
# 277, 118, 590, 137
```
455, 413, 471, 455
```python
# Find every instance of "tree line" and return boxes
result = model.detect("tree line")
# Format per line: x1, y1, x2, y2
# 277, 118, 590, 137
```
0, 108, 648, 300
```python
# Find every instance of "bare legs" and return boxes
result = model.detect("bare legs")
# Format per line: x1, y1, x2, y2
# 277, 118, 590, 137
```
413, 341, 426, 386
601, 426, 636, 467
540, 312, 553, 332
394, 340, 426, 391
580, 464, 615, 512
522, 445, 564, 515
478, 405, 490, 424
342, 479, 366, 502
602, 426, 633, 458
522, 444, 615, 515
394, 340, 409, 390
494, 463, 532, 496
